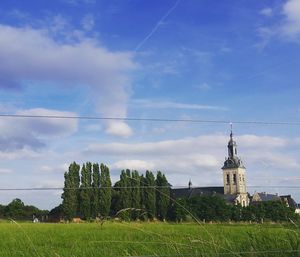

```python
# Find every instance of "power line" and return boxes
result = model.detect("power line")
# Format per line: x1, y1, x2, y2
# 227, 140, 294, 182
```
0, 185, 300, 191
1, 113, 300, 126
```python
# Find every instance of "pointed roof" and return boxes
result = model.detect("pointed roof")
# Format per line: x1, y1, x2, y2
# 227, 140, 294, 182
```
222, 127, 245, 169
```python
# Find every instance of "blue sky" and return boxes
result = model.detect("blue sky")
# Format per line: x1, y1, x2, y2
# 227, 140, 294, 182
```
0, 0, 300, 209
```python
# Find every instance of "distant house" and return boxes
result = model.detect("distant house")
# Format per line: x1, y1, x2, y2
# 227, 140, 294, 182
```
251, 193, 299, 212
280, 195, 298, 209
251, 192, 281, 203
296, 204, 300, 215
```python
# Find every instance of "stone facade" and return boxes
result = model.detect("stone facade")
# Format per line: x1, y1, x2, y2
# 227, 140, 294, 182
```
222, 130, 249, 207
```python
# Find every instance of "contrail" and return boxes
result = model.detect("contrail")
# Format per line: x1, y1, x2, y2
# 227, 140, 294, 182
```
134, 0, 182, 52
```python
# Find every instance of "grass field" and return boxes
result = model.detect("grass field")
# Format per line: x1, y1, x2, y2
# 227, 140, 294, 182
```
0, 221, 299, 257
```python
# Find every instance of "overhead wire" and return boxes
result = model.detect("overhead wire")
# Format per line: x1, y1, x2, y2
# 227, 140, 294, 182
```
0, 113, 300, 126
0, 185, 300, 191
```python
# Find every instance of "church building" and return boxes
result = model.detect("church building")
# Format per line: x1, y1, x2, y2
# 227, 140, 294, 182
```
222, 130, 249, 206
171, 129, 299, 211
171, 129, 250, 206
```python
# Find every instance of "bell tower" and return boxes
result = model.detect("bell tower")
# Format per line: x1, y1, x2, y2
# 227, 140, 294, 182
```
222, 126, 249, 206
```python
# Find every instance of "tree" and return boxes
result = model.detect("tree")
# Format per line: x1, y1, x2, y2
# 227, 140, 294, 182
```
117, 169, 131, 220
91, 163, 100, 218
5, 198, 25, 219
79, 163, 92, 220
62, 162, 80, 220
188, 196, 231, 222
99, 164, 112, 217
143, 170, 156, 220
167, 198, 188, 222
131, 170, 141, 220
49, 204, 64, 222
155, 171, 170, 221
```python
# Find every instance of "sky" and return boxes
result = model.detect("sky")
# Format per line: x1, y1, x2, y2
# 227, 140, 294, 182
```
0, 0, 300, 209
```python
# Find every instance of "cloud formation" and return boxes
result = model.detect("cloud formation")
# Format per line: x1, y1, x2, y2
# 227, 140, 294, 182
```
133, 99, 227, 111
281, 0, 300, 38
0, 108, 78, 151
85, 134, 298, 185
0, 24, 136, 137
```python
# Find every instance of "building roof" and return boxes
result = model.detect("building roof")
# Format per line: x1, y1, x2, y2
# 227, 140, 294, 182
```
252, 192, 281, 202
222, 131, 245, 169
280, 195, 298, 209
171, 187, 224, 199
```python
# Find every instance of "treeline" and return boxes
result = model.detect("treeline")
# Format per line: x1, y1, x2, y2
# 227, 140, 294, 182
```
62, 162, 170, 221
172, 196, 299, 223
0, 198, 48, 220
61, 162, 299, 223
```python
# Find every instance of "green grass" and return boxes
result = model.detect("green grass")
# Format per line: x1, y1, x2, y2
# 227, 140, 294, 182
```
0, 221, 299, 257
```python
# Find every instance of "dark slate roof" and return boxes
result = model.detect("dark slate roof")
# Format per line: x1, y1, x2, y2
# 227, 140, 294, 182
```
222, 194, 238, 203
171, 187, 224, 199
222, 157, 245, 169
280, 195, 298, 208
255, 193, 281, 202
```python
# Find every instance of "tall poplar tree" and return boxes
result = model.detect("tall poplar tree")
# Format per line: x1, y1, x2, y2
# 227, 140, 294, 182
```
61, 162, 80, 220
91, 163, 100, 218
79, 163, 92, 220
99, 164, 112, 217
118, 169, 131, 220
131, 170, 141, 220
156, 171, 170, 221
144, 170, 156, 220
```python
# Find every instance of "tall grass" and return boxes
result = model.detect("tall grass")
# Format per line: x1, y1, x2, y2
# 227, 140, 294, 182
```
0, 222, 299, 257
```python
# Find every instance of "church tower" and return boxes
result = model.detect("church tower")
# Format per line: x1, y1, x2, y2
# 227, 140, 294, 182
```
222, 128, 249, 207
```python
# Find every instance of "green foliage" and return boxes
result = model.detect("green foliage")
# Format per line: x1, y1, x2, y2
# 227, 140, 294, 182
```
167, 198, 188, 222
79, 163, 92, 220
117, 170, 132, 220
155, 171, 170, 221
0, 198, 48, 220
188, 195, 231, 222
91, 163, 100, 218
61, 162, 299, 223
61, 162, 80, 220
48, 204, 64, 222
99, 164, 112, 217
131, 170, 141, 220
143, 170, 156, 220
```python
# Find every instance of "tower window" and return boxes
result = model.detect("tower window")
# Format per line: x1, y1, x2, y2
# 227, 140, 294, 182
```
235, 148, 237, 155
226, 174, 230, 184
233, 174, 237, 184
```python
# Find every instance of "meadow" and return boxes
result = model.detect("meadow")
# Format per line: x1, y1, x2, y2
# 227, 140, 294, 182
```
0, 221, 299, 257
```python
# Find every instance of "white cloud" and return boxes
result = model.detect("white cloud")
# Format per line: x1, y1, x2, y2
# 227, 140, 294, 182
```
0, 24, 136, 137
84, 133, 297, 185
238, 135, 287, 148
0, 148, 42, 160
281, 0, 300, 37
0, 168, 13, 174
86, 134, 287, 157
133, 99, 226, 111
0, 108, 78, 151
40, 163, 69, 173
111, 160, 155, 171
105, 120, 133, 137
260, 8, 273, 17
